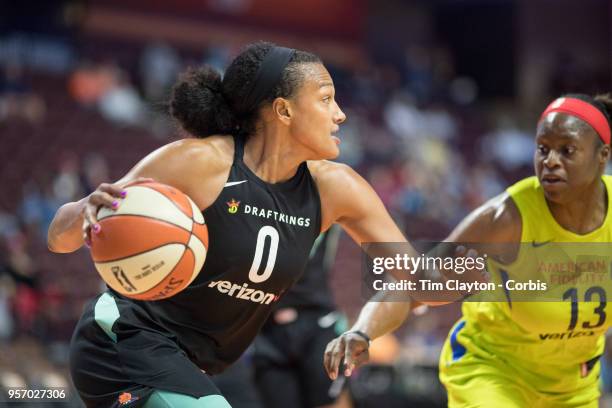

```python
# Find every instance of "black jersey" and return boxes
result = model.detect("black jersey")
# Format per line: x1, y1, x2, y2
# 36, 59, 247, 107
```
275, 225, 340, 311
113, 136, 321, 374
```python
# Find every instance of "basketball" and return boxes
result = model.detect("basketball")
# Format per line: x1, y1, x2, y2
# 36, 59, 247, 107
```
90, 182, 208, 300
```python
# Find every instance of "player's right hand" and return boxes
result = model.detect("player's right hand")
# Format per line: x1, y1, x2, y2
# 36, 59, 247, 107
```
82, 177, 153, 246
323, 331, 370, 380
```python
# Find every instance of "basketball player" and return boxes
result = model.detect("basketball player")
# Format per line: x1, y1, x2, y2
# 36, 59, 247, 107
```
47, 42, 427, 408
324, 94, 612, 407
253, 226, 352, 408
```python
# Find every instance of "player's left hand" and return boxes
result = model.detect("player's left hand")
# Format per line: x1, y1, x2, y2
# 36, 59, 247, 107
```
323, 331, 370, 380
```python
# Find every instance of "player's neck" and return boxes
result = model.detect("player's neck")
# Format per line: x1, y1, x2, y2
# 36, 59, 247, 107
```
243, 126, 307, 184
548, 179, 608, 234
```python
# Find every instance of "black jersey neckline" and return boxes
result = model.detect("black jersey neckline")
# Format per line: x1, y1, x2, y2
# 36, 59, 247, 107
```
233, 135, 307, 193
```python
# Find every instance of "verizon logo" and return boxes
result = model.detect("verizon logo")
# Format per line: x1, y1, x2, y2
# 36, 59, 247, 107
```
208, 280, 279, 304
539, 331, 595, 340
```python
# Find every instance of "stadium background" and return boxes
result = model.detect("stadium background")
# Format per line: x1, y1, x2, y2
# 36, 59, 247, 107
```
0, 0, 610, 406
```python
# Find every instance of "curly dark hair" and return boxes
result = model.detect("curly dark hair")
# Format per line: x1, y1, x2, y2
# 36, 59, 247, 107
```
170, 42, 321, 138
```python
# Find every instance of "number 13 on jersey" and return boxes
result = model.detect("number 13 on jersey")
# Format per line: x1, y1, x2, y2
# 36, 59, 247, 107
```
563, 286, 607, 331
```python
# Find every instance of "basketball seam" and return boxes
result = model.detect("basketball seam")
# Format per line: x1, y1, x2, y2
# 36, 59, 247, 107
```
185, 245, 202, 287
184, 224, 207, 287
187, 228, 200, 277
94, 242, 187, 264
186, 226, 196, 280
145, 185, 195, 220
110, 185, 193, 223
190, 200, 206, 225
98, 213, 193, 234
139, 246, 195, 299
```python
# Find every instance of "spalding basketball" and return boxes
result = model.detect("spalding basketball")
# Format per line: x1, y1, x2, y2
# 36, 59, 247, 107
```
90, 182, 207, 300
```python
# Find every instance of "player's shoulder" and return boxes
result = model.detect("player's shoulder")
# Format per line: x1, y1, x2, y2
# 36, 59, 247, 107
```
135, 135, 234, 208
162, 135, 234, 169
449, 191, 521, 243
482, 192, 519, 226
478, 192, 521, 239
307, 160, 363, 191
307, 160, 375, 230
146, 135, 233, 180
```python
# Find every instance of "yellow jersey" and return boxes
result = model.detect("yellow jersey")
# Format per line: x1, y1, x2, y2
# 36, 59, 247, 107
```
444, 175, 612, 395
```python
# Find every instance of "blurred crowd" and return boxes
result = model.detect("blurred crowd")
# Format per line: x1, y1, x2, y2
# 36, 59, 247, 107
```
0, 31, 610, 405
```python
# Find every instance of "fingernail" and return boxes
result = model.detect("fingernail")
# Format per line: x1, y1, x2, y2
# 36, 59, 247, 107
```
345, 369, 352, 377
93, 224, 101, 234
112, 200, 119, 208
84, 238, 91, 248
120, 191, 127, 198
331, 372, 337, 380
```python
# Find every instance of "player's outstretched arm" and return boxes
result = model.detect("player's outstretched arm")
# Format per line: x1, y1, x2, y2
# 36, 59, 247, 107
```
312, 160, 481, 303
318, 166, 520, 380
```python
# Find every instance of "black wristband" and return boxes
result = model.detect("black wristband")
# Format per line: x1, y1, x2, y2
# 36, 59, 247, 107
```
347, 330, 371, 346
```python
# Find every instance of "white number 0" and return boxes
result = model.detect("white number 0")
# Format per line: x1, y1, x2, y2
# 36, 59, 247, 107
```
248, 226, 279, 283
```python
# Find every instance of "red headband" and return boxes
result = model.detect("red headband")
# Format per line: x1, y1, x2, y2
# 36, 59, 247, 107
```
540, 97, 611, 145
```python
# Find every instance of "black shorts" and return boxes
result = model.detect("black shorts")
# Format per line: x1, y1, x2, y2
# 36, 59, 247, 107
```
69, 292, 221, 408
252, 308, 347, 408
